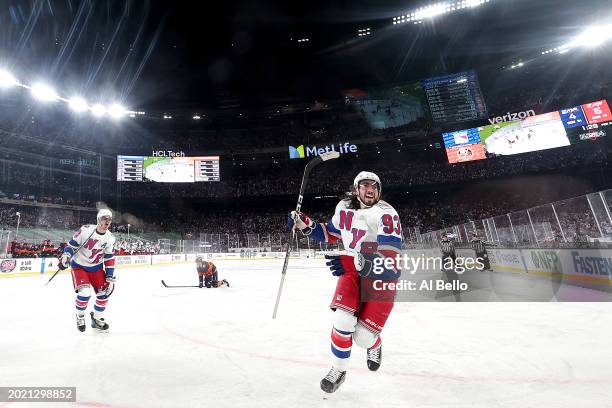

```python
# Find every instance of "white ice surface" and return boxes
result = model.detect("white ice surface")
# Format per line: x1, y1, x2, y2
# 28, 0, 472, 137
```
1, 259, 611, 408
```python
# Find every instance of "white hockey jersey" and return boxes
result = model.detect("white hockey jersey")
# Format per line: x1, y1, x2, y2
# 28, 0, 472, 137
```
65, 225, 116, 275
325, 199, 403, 258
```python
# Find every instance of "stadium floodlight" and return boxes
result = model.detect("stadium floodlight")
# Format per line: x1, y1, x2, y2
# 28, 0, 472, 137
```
466, 0, 484, 6
414, 3, 447, 19
31, 83, 58, 102
0, 70, 17, 88
571, 25, 612, 48
91, 104, 106, 117
108, 103, 126, 119
193, 115, 201, 120
68, 97, 88, 112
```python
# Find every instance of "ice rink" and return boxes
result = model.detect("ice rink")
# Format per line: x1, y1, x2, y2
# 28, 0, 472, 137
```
1, 259, 612, 408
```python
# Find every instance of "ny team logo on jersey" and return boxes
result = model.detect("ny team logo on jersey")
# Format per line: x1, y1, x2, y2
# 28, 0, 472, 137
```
84, 239, 99, 251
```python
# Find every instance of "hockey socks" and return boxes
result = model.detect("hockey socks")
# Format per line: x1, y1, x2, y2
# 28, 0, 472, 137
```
94, 292, 108, 314
330, 327, 352, 370
75, 294, 90, 313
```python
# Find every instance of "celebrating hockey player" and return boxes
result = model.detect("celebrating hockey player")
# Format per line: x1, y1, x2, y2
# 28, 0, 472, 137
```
288, 171, 402, 393
59, 209, 116, 332
196, 257, 229, 288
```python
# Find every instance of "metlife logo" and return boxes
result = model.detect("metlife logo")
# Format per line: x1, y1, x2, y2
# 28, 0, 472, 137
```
288, 142, 357, 159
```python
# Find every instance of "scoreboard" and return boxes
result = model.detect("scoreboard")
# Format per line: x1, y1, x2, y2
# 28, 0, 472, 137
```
421, 70, 487, 124
117, 155, 220, 182
441, 99, 611, 164
117, 156, 144, 181
194, 157, 221, 182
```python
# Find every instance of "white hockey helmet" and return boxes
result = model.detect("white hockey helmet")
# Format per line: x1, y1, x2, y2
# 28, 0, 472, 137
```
353, 171, 381, 194
97, 208, 113, 222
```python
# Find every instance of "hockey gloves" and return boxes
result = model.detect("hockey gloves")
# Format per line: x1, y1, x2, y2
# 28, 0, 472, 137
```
325, 253, 373, 277
288, 211, 315, 234
58, 252, 71, 270
101, 275, 116, 296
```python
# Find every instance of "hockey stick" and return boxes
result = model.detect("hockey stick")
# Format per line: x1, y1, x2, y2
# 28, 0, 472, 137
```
45, 228, 96, 286
161, 280, 200, 288
272, 150, 340, 319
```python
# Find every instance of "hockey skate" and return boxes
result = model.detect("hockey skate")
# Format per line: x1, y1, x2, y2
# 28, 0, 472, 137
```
367, 344, 382, 371
320, 367, 346, 393
90, 312, 109, 332
76, 314, 86, 332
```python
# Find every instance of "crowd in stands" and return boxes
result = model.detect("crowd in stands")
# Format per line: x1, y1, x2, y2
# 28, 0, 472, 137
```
0, 203, 89, 230
1, 183, 610, 250
7, 238, 160, 258
0, 189, 94, 208
114, 238, 160, 255
115, 139, 611, 199
9, 239, 62, 258
0, 57, 611, 249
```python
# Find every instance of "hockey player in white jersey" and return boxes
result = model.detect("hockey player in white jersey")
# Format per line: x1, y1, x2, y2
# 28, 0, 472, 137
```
288, 171, 403, 393
59, 209, 116, 332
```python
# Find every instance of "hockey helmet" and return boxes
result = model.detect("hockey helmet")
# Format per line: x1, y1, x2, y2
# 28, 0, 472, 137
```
97, 208, 113, 222
353, 171, 381, 194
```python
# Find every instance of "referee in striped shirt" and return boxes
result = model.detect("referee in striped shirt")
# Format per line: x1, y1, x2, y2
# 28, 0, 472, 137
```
440, 234, 456, 264
471, 233, 491, 271
440, 233, 461, 301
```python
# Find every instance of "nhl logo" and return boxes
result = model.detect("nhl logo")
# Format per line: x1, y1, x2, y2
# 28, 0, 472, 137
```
0, 259, 17, 273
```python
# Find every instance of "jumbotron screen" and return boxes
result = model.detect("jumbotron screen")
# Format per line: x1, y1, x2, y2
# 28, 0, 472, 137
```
421, 70, 488, 124
442, 99, 611, 164
117, 155, 220, 182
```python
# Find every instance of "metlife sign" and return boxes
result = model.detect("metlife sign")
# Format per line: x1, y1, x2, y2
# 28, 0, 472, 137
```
288, 142, 357, 159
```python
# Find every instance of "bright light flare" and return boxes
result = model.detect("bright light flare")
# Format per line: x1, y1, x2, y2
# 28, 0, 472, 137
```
0, 70, 17, 88
68, 97, 88, 112
571, 25, 612, 48
31, 83, 58, 101
91, 104, 106, 117
414, 3, 448, 19
108, 103, 126, 119
466, 0, 485, 7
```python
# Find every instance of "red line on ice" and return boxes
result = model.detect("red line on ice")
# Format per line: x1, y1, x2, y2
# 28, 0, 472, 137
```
163, 324, 610, 386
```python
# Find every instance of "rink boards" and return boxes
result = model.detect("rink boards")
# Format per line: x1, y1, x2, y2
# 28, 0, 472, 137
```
1, 248, 611, 293
0, 251, 309, 278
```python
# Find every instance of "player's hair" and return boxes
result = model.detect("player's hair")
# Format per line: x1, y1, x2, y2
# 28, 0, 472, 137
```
341, 194, 361, 210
